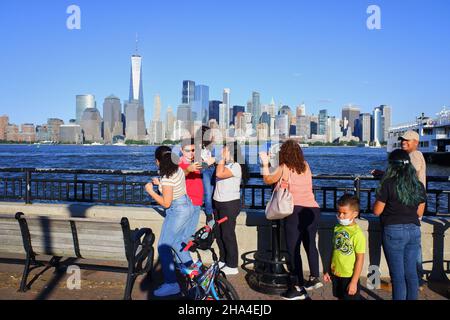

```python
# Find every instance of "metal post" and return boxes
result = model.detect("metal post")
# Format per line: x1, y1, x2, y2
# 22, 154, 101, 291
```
354, 176, 361, 218
25, 169, 32, 204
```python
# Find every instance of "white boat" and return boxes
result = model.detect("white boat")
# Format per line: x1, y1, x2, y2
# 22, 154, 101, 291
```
387, 107, 450, 165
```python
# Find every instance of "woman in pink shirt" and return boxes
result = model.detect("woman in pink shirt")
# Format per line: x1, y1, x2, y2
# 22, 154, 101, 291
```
260, 139, 322, 300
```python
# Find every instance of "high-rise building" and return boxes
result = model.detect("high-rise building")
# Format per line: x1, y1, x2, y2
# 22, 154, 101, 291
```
219, 103, 228, 130
76, 95, 95, 124
80, 109, 102, 143
232, 106, 245, 125
193, 85, 209, 124
0, 115, 8, 141
166, 106, 175, 140
326, 116, 342, 143
60, 124, 83, 144
209, 100, 221, 122
318, 109, 328, 135
129, 53, 144, 107
373, 106, 383, 143
268, 98, 276, 118
359, 113, 372, 143
223, 88, 231, 125
310, 115, 319, 136
148, 120, 164, 144
47, 118, 64, 143
252, 91, 261, 127
6, 124, 19, 142
182, 80, 196, 104
342, 105, 360, 137
103, 95, 123, 144
275, 114, 289, 137
296, 115, 311, 140
124, 100, 146, 141
296, 103, 306, 117
153, 94, 161, 121
19, 124, 36, 143
380, 105, 392, 142
246, 101, 253, 114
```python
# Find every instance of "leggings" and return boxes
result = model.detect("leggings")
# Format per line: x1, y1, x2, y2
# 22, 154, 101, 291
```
284, 206, 321, 286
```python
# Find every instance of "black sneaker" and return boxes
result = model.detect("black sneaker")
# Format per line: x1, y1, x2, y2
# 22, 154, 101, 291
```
304, 276, 323, 291
281, 286, 308, 300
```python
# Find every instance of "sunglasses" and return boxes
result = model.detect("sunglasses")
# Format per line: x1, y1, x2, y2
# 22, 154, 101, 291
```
183, 148, 195, 152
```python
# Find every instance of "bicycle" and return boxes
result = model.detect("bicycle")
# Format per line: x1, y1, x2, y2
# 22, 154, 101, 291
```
172, 216, 240, 300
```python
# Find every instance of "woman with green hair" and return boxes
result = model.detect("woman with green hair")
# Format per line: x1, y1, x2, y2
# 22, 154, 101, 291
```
373, 149, 427, 300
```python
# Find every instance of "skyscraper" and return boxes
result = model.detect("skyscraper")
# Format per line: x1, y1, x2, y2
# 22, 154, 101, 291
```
193, 85, 209, 124
182, 80, 196, 104
80, 109, 102, 143
342, 105, 360, 137
0, 115, 8, 141
76, 95, 96, 124
153, 94, 161, 121
296, 103, 306, 117
124, 100, 146, 141
166, 106, 175, 140
129, 51, 144, 107
223, 88, 231, 125
380, 105, 392, 142
359, 113, 372, 143
373, 106, 383, 143
232, 106, 245, 125
103, 95, 123, 144
319, 109, 328, 135
296, 115, 311, 140
252, 91, 261, 127
219, 103, 228, 130
275, 114, 289, 137
209, 100, 221, 122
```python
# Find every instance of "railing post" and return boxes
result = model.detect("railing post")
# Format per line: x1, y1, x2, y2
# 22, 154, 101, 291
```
25, 169, 32, 204
354, 176, 361, 218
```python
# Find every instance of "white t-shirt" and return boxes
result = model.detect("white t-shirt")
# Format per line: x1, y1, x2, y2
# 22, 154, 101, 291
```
213, 162, 242, 202
158, 167, 186, 200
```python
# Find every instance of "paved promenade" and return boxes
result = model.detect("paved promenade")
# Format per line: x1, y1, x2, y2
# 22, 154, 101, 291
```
0, 254, 448, 300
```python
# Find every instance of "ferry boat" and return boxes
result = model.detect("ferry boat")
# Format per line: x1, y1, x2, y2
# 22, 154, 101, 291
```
387, 107, 450, 165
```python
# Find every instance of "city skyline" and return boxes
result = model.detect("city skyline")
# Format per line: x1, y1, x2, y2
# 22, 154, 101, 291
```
1, 1, 450, 126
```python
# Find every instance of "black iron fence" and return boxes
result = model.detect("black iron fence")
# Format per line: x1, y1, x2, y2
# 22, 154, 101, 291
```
0, 168, 449, 216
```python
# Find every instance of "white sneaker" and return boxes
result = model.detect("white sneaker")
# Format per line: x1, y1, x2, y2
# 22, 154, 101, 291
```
218, 261, 226, 269
153, 282, 181, 297
221, 266, 239, 275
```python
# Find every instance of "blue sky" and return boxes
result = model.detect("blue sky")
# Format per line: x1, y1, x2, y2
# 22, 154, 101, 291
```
1, 0, 449, 126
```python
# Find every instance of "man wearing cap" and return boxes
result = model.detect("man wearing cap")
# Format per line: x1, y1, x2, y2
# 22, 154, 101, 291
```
399, 130, 427, 290
371, 129, 427, 290
399, 130, 426, 187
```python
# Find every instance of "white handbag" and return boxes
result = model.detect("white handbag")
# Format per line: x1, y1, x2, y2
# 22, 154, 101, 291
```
265, 168, 294, 220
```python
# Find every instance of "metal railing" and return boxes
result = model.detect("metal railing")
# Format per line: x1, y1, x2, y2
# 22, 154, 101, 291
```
0, 168, 449, 216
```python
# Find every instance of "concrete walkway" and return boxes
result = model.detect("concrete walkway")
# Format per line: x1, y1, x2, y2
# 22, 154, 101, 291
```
0, 254, 448, 300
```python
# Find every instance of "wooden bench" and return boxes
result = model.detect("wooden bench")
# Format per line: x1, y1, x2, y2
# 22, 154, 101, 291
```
0, 213, 155, 300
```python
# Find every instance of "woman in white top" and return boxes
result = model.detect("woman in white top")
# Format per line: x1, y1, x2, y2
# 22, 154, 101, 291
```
213, 142, 249, 275
145, 146, 195, 297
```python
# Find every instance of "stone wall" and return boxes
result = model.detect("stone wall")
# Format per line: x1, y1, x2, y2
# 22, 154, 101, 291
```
0, 202, 448, 280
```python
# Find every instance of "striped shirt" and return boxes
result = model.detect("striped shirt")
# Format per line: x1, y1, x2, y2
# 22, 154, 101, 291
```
159, 167, 186, 200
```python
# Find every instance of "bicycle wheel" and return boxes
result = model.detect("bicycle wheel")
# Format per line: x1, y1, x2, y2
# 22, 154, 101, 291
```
213, 275, 240, 300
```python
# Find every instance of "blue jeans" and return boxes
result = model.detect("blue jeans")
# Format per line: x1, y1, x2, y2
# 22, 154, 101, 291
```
202, 165, 215, 216
186, 205, 201, 240
382, 224, 421, 300
158, 195, 195, 284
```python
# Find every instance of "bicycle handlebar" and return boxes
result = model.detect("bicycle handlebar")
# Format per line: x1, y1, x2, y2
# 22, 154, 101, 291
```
182, 216, 229, 252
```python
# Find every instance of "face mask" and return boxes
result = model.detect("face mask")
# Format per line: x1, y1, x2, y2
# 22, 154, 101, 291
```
337, 216, 353, 226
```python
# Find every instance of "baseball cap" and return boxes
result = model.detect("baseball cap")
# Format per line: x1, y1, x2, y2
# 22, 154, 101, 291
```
398, 130, 420, 141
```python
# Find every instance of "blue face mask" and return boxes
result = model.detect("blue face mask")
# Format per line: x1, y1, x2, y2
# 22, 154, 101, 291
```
337, 216, 354, 226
